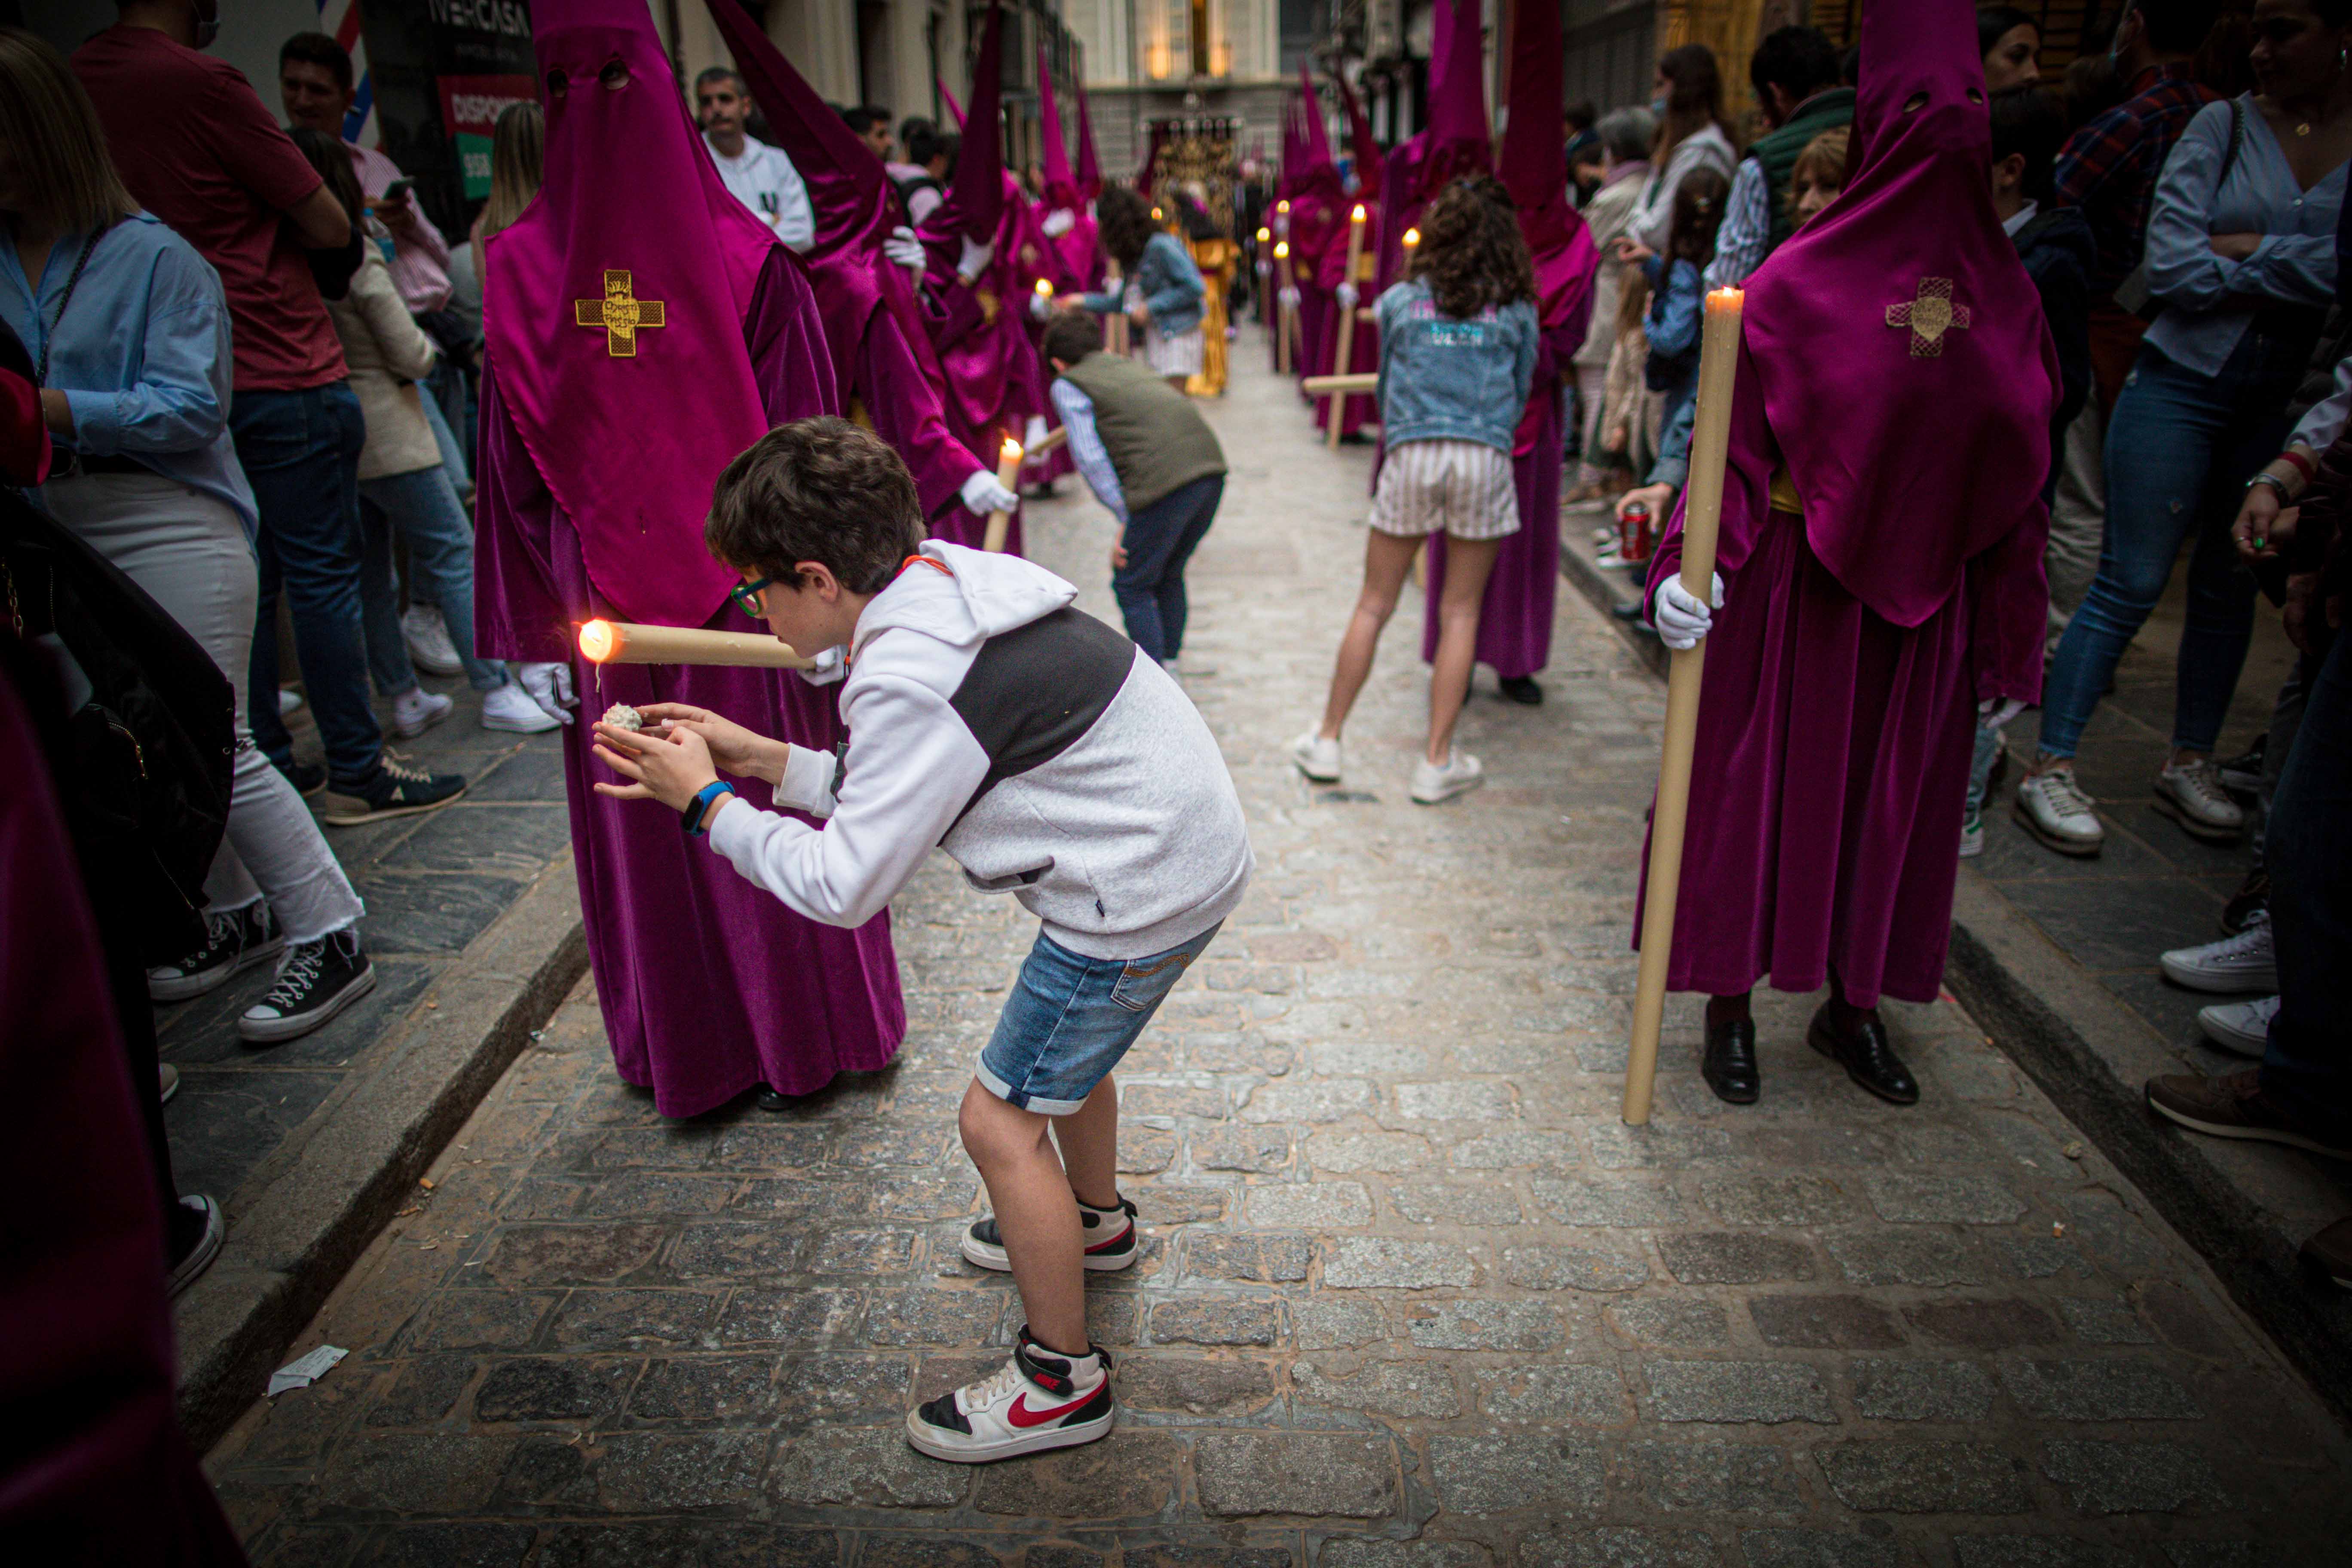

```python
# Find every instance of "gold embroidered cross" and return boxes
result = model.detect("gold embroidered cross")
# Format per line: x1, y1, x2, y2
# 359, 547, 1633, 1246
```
1885, 276, 1971, 358
573, 270, 666, 357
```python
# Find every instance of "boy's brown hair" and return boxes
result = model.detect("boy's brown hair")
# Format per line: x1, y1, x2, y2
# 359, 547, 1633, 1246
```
707, 417, 926, 596
1043, 309, 1102, 370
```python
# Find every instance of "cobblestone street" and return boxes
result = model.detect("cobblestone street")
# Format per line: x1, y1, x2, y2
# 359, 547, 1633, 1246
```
209, 351, 2350, 1565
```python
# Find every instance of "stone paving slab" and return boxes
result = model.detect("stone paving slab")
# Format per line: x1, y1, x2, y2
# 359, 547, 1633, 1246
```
167, 688, 589, 1446
208, 348, 2349, 1563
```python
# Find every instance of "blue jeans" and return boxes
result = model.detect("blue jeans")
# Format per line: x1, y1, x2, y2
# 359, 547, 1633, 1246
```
977, 922, 1222, 1114
2260, 633, 2350, 1129
2037, 331, 2307, 759
1963, 717, 2005, 821
420, 360, 472, 496
1111, 474, 1223, 662
236, 383, 383, 788
359, 466, 507, 693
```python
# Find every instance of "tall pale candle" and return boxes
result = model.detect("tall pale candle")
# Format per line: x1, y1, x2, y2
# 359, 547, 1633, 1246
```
578, 619, 813, 669
1326, 205, 1371, 450
983, 436, 1023, 553
1623, 287, 1745, 1127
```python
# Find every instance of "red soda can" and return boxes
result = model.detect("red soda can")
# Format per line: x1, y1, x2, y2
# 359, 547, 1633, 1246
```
1617, 500, 1654, 565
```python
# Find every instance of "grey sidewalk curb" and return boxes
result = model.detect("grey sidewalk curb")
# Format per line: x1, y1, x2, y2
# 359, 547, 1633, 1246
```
1555, 508, 2352, 1432
173, 860, 588, 1452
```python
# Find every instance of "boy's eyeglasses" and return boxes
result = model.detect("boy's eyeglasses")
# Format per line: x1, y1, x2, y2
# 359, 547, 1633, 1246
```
729, 575, 775, 619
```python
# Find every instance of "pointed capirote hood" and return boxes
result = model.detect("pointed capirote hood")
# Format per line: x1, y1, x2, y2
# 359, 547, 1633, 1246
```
1428, 0, 1488, 145
1074, 83, 1102, 196
946, 3, 1006, 240
482, 0, 778, 631
1428, 0, 1456, 91
1298, 60, 1334, 172
1335, 68, 1380, 199
1497, 0, 1596, 334
1037, 43, 1080, 206
1731, 0, 2053, 626
938, 77, 965, 129
703, 0, 879, 244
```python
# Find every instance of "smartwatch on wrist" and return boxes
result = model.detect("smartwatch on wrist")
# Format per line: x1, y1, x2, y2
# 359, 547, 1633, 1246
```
683, 780, 735, 837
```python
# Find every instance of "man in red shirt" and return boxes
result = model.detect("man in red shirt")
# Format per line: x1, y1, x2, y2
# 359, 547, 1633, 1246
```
75, 0, 465, 824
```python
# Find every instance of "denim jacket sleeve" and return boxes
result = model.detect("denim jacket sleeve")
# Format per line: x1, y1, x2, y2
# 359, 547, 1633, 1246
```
1140, 234, 1205, 320
1646, 262, 1703, 361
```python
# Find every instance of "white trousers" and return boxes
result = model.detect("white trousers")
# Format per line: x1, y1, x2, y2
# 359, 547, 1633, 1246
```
43, 474, 366, 946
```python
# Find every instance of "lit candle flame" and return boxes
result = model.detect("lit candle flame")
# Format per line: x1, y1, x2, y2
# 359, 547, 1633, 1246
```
1706, 287, 1746, 312
1035, 278, 1053, 296
579, 619, 616, 664
1403, 227, 1420, 248
1351, 204, 1366, 222
1152, 206, 1163, 221
1256, 226, 1271, 242
1274, 241, 1289, 259
1277, 199, 1290, 214
1001, 437, 1023, 462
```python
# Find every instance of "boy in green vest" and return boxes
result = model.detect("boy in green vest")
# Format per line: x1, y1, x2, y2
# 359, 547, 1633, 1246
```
1043, 310, 1229, 669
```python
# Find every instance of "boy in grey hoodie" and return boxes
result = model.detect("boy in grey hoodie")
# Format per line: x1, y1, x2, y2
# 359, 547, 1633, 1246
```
591, 418, 1251, 1463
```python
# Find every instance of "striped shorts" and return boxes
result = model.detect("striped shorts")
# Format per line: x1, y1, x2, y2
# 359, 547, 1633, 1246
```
1369, 438, 1521, 541
1144, 323, 1205, 379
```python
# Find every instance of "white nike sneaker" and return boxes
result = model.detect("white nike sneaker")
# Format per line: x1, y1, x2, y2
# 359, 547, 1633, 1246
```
1411, 748, 1484, 805
962, 1196, 1138, 1272
1292, 728, 1342, 783
905, 1327, 1112, 1463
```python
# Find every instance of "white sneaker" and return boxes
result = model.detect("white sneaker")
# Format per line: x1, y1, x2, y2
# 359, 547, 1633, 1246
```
2153, 759, 2245, 842
277, 686, 304, 718
1411, 748, 1484, 804
1292, 728, 1341, 783
2161, 911, 2277, 995
905, 1328, 1113, 1463
402, 606, 464, 677
1959, 807, 1984, 859
391, 687, 453, 738
481, 680, 562, 734
962, 1196, 1139, 1272
2013, 766, 2104, 856
160, 1062, 180, 1104
516, 662, 576, 724
2198, 994, 2279, 1058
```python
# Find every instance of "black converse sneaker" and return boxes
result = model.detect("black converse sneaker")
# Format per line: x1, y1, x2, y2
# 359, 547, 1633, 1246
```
238, 928, 377, 1044
314, 753, 467, 827
906, 1326, 1113, 1463
962, 1195, 1138, 1272
147, 902, 285, 1002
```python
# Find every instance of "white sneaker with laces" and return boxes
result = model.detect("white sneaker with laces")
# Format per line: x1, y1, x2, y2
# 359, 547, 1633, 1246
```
2160, 912, 2276, 995
2198, 994, 2280, 1057
962, 1196, 1138, 1272
1292, 729, 1341, 783
2013, 766, 2104, 856
481, 680, 563, 734
905, 1328, 1112, 1463
517, 661, 577, 724
1411, 748, 1484, 805
402, 606, 464, 677
2153, 759, 2245, 842
391, 687, 453, 738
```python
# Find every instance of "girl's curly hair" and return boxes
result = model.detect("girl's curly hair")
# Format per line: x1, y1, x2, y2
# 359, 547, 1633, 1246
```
1410, 174, 1536, 320
1095, 183, 1158, 271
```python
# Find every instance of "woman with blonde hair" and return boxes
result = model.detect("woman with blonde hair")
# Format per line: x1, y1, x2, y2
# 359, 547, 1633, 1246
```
1623, 44, 1738, 254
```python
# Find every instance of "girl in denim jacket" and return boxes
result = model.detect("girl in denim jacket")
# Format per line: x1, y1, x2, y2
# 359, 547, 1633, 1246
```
1293, 175, 1539, 805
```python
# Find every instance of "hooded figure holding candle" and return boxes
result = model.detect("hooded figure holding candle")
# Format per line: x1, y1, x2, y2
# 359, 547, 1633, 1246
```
1314, 70, 1385, 442
472, 0, 905, 1118
1420, 0, 1601, 704
1636, 0, 2052, 1109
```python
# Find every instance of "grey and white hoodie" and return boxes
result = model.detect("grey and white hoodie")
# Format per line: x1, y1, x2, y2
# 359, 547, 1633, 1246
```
707, 541, 1252, 959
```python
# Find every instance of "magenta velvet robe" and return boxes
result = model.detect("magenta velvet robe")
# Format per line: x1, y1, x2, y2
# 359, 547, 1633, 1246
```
475, 253, 905, 1117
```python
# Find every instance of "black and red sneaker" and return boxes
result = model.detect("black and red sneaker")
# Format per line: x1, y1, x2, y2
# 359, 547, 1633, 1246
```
961, 1195, 1138, 1272
906, 1326, 1113, 1462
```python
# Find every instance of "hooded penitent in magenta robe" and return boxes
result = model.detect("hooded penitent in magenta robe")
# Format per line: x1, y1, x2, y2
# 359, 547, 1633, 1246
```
1422, 0, 1600, 680
1374, 0, 1491, 294
917, 4, 1043, 552
1635, 0, 2052, 1009
476, 0, 902, 1116
702, 0, 985, 528
1286, 70, 1345, 397
1313, 70, 1384, 440
1035, 49, 1103, 294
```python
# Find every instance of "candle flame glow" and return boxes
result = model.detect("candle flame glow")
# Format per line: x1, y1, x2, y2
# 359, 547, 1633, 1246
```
1274, 241, 1289, 258
1256, 226, 1270, 242
1706, 287, 1746, 312
1277, 199, 1290, 214
1035, 278, 1053, 295
1351, 204, 1366, 222
1403, 227, 1420, 248
1001, 437, 1022, 461
579, 619, 616, 663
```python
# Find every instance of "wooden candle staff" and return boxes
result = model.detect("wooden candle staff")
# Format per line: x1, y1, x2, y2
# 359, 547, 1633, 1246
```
983, 436, 1023, 553
1623, 287, 1746, 1127
578, 619, 815, 670
1273, 242, 1294, 375
1325, 205, 1368, 450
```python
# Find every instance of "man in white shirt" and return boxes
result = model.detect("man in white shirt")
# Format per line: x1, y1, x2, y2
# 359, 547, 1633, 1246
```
695, 67, 815, 253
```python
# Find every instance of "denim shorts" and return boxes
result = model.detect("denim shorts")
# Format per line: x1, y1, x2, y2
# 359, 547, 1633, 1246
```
976, 923, 1222, 1114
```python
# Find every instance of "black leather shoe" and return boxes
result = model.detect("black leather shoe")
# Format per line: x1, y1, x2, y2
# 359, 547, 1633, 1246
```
1498, 675, 1544, 705
1701, 1017, 1760, 1104
1806, 1004, 1919, 1106
755, 1086, 794, 1112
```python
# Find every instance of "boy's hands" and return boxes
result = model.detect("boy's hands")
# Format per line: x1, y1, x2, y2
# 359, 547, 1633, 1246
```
592, 721, 721, 812
628, 703, 787, 784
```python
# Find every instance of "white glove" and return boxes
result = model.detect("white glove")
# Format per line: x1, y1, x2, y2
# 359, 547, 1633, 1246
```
1335, 281, 1358, 309
1024, 415, 1049, 449
1272, 212, 1290, 239
1978, 697, 2027, 730
956, 234, 995, 283
516, 660, 576, 723
1041, 207, 1076, 237
961, 469, 1019, 514
884, 224, 925, 272
1651, 572, 1724, 651
794, 643, 847, 688
1279, 285, 1300, 309
775, 741, 841, 817
1029, 288, 1052, 320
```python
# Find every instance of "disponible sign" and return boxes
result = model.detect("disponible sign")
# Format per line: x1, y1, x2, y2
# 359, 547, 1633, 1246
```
439, 74, 539, 198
